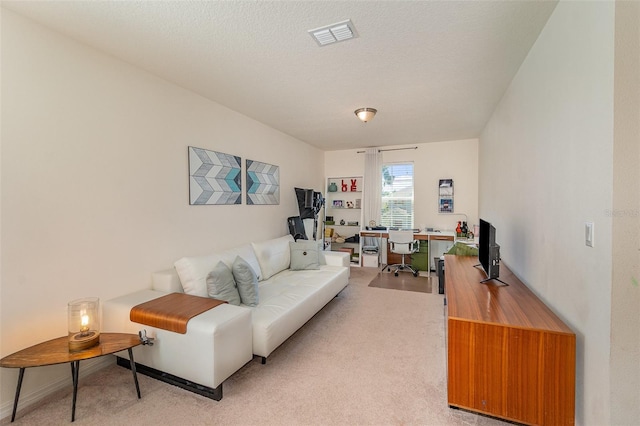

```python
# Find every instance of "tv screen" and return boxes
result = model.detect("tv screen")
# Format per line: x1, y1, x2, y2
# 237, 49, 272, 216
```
478, 218, 500, 280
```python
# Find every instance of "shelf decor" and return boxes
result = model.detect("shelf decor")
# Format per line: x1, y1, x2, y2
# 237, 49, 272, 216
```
246, 159, 280, 205
325, 175, 364, 264
188, 146, 241, 205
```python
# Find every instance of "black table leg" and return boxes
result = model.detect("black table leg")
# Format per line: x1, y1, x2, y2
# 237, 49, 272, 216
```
71, 361, 79, 422
10, 368, 25, 422
128, 348, 141, 399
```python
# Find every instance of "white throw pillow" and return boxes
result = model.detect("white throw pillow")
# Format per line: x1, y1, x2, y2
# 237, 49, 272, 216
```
251, 235, 294, 280
174, 244, 263, 296
174, 253, 225, 297
223, 244, 262, 281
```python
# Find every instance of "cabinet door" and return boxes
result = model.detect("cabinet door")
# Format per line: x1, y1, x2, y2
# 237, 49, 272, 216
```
448, 320, 509, 417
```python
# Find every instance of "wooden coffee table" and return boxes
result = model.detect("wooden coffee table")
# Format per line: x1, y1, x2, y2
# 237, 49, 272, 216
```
0, 332, 141, 422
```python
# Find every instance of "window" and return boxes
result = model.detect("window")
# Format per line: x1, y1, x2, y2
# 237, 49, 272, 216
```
381, 162, 414, 228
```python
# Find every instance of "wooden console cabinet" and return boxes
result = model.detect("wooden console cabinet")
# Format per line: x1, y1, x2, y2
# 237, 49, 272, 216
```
445, 255, 575, 425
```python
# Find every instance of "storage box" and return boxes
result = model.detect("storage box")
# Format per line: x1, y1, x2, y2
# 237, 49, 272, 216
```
362, 253, 379, 268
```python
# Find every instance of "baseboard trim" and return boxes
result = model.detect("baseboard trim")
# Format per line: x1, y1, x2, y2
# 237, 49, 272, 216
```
116, 356, 223, 401
0, 355, 114, 422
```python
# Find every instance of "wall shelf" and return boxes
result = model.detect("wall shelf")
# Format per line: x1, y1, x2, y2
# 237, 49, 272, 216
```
324, 176, 363, 266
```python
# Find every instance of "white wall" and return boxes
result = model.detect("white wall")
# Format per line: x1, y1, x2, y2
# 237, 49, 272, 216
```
0, 9, 324, 415
479, 2, 617, 424
324, 139, 479, 233
610, 1, 640, 424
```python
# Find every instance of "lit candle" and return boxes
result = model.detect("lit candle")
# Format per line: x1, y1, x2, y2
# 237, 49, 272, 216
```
80, 314, 90, 334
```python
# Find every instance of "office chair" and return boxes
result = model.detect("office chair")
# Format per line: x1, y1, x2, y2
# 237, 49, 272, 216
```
386, 230, 420, 277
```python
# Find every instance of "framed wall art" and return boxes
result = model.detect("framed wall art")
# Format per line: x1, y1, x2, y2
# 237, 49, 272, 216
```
246, 159, 280, 205
438, 179, 454, 213
439, 179, 453, 196
439, 197, 454, 213
188, 146, 241, 205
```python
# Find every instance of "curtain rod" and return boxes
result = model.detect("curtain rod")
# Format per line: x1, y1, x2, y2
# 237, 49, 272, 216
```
356, 146, 418, 153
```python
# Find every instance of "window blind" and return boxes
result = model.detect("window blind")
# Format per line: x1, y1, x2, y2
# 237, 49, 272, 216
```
380, 162, 414, 229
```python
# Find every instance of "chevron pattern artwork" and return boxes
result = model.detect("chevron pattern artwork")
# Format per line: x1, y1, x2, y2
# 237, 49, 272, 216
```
246, 159, 280, 205
188, 146, 241, 205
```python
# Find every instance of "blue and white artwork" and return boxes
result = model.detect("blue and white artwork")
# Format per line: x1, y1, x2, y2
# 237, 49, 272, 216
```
189, 146, 241, 205
246, 159, 280, 205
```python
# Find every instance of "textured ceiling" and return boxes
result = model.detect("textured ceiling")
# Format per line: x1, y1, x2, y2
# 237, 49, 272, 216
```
3, 1, 557, 151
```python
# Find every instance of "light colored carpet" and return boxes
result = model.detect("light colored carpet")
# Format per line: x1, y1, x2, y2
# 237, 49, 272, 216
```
4, 267, 509, 425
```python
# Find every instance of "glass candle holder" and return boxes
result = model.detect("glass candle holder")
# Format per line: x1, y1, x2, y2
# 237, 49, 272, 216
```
68, 297, 100, 352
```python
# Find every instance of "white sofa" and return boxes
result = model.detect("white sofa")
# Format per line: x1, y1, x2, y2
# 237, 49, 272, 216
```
103, 235, 349, 399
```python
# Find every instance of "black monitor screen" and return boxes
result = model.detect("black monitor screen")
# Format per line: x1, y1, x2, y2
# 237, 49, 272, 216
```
479, 219, 496, 277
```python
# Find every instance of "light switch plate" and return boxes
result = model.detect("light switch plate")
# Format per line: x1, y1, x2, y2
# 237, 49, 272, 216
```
585, 222, 594, 247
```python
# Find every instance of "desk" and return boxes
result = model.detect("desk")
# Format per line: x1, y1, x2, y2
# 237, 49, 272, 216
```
1, 333, 141, 422
359, 230, 455, 271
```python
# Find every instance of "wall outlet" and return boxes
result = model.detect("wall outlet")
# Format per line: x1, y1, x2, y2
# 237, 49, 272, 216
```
585, 222, 594, 247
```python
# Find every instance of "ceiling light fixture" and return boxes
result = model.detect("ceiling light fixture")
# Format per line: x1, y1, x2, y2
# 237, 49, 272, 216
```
354, 108, 377, 123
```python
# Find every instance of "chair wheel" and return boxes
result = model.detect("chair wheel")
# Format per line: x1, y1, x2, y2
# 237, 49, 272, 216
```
413, 271, 419, 277
394, 272, 399, 277
387, 267, 391, 272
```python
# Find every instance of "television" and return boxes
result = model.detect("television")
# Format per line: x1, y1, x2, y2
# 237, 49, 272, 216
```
478, 218, 502, 283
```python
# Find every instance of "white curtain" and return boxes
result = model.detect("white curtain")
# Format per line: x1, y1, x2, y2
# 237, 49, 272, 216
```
363, 148, 382, 227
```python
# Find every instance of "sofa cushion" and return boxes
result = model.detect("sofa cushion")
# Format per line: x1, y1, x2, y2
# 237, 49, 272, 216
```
251, 265, 349, 357
232, 256, 259, 307
175, 253, 223, 297
289, 241, 320, 271
223, 245, 263, 281
206, 261, 241, 305
251, 235, 294, 280
174, 244, 261, 297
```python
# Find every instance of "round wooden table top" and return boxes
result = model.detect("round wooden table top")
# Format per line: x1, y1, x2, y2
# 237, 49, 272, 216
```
0, 333, 140, 369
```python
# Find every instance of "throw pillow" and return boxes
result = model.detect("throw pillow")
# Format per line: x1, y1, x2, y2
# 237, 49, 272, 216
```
251, 235, 294, 280
175, 253, 225, 297
232, 256, 259, 307
206, 261, 241, 305
222, 244, 263, 281
289, 241, 320, 271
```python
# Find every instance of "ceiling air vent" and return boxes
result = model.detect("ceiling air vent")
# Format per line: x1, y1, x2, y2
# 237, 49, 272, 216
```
308, 19, 358, 47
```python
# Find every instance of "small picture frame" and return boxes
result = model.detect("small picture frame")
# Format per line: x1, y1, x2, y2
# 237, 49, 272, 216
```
332, 200, 343, 208
439, 197, 454, 213
439, 179, 453, 196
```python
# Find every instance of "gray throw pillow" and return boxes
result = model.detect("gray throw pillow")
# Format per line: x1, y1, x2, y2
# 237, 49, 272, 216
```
289, 241, 320, 271
232, 256, 259, 307
206, 261, 241, 305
